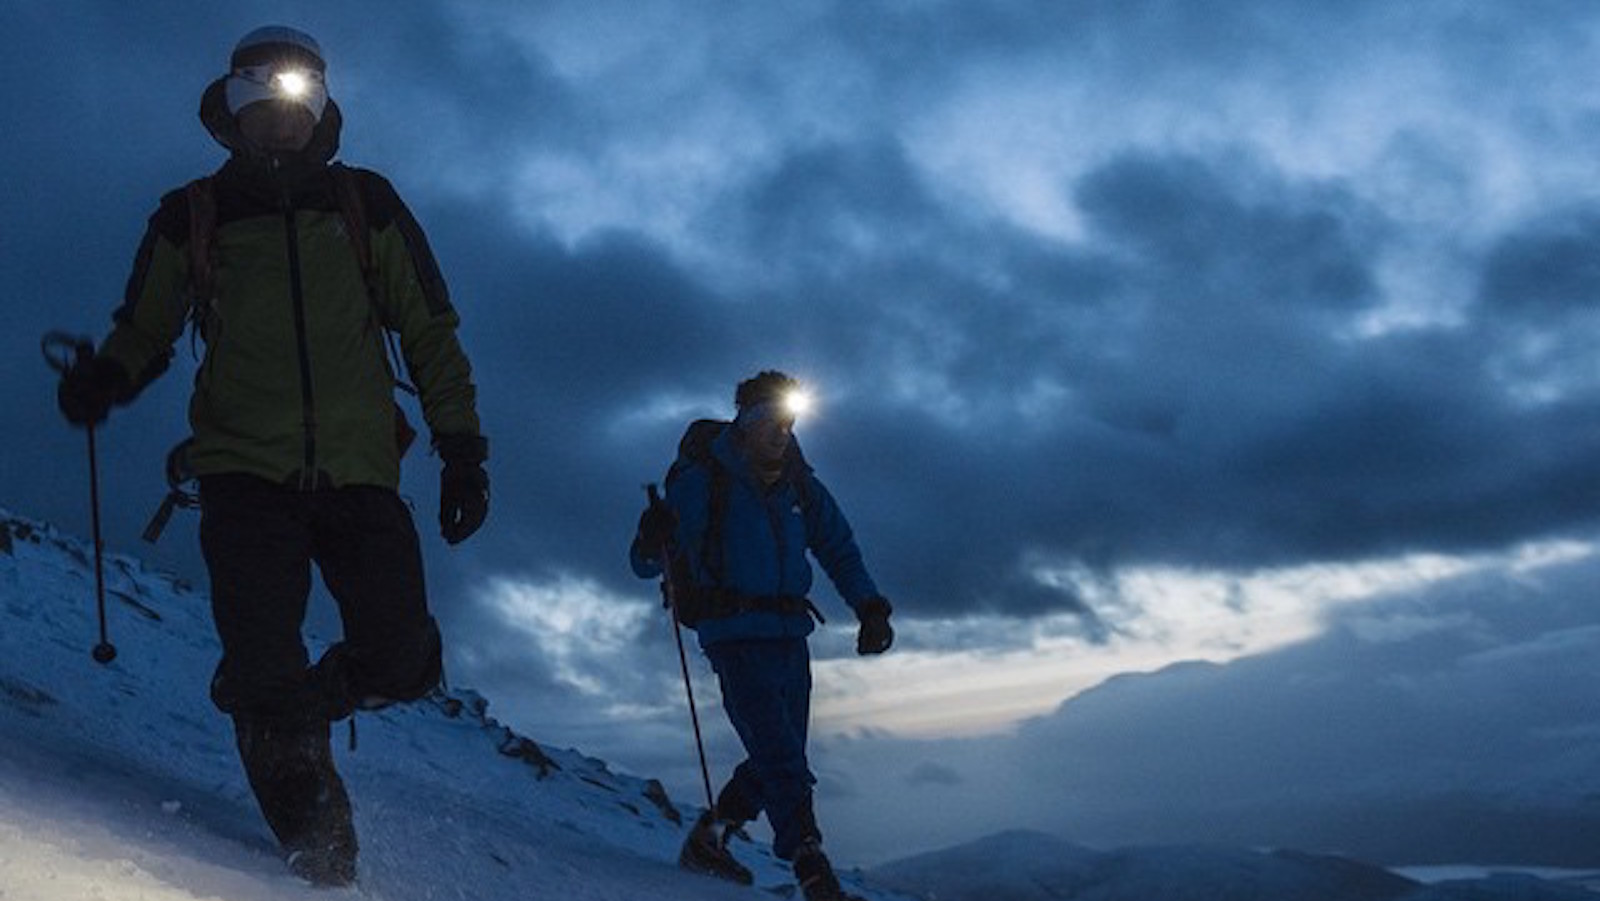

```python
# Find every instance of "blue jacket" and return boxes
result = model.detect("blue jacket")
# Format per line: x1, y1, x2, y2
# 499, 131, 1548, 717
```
632, 426, 879, 648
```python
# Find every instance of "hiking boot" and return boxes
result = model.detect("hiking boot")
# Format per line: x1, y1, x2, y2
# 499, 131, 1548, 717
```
286, 843, 357, 888
678, 811, 753, 885
793, 841, 865, 901
234, 714, 359, 886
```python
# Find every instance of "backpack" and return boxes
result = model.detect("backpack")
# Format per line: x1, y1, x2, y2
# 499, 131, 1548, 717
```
657, 419, 816, 627
141, 165, 416, 543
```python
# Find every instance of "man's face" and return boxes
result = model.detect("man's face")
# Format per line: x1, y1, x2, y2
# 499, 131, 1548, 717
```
237, 100, 316, 153
743, 407, 796, 466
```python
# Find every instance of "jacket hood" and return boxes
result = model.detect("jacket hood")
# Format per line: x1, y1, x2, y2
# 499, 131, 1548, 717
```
199, 75, 342, 164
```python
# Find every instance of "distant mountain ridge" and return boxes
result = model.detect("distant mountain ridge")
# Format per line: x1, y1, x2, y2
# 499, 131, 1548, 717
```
868, 829, 1600, 901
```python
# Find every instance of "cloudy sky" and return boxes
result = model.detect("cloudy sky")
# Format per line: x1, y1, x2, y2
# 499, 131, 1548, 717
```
5, 0, 1600, 868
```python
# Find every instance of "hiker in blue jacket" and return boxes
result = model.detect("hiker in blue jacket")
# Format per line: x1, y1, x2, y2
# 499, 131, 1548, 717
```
630, 370, 893, 901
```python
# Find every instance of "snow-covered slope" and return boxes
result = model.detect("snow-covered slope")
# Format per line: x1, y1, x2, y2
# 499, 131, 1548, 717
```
0, 509, 904, 900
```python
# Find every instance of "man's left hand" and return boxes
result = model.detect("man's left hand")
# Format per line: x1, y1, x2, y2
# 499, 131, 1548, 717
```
855, 596, 894, 655
437, 434, 489, 545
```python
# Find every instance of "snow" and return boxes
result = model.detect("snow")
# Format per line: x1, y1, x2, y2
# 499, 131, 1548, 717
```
2, 507, 1597, 901
0, 510, 904, 901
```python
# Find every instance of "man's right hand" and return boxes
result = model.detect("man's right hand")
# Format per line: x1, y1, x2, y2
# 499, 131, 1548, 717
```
855, 597, 894, 655
56, 355, 128, 427
636, 500, 678, 558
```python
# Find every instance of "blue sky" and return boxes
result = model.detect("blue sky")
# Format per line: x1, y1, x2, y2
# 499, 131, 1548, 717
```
4, 0, 1600, 866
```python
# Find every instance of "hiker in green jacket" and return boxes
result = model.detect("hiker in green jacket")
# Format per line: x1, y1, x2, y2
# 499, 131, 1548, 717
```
54, 25, 489, 887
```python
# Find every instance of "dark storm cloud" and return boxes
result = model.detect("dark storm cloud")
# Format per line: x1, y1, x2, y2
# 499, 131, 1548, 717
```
330, 14, 590, 189
1075, 152, 1377, 315
1479, 206, 1600, 322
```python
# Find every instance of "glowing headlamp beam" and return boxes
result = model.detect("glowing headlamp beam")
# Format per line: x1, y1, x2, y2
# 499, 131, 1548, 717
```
782, 388, 814, 420
272, 70, 312, 99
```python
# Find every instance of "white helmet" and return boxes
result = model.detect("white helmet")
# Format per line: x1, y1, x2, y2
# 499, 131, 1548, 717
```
223, 25, 329, 122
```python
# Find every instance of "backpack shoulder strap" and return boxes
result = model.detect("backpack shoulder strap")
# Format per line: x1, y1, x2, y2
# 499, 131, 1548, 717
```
330, 163, 415, 394
184, 176, 217, 310
782, 441, 815, 513
179, 176, 220, 358
329, 164, 378, 307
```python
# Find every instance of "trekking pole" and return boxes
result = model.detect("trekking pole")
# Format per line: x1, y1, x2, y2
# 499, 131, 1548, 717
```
42, 332, 118, 665
646, 483, 715, 811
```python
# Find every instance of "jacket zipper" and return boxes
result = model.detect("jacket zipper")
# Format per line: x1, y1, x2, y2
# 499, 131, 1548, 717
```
278, 166, 318, 490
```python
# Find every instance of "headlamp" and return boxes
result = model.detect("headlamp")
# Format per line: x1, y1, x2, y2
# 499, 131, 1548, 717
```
271, 69, 313, 99
782, 389, 813, 420
224, 63, 328, 120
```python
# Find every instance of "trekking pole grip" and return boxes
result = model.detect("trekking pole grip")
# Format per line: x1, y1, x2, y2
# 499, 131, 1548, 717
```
41, 331, 93, 375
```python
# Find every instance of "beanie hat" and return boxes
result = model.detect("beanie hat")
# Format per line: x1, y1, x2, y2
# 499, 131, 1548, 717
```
223, 25, 329, 121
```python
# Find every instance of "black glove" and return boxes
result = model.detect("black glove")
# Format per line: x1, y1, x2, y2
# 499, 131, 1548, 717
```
57, 354, 128, 427
855, 596, 894, 655
635, 499, 678, 560
436, 434, 489, 545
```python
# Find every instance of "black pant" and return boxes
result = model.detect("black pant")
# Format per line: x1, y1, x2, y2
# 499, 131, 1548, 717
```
199, 473, 442, 851
705, 638, 819, 860
201, 474, 441, 719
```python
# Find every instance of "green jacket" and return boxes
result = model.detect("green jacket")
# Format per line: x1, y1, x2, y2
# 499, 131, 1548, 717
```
100, 88, 480, 490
